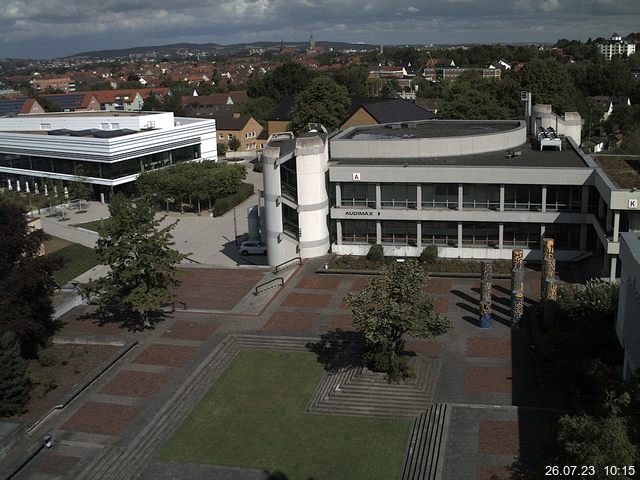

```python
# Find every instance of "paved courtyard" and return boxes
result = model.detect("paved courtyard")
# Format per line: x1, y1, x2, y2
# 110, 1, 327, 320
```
3, 258, 562, 480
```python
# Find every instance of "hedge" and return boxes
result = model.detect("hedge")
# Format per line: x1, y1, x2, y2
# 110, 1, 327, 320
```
212, 183, 254, 217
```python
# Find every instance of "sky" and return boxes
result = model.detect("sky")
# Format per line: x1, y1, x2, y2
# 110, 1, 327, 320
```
1, 0, 640, 59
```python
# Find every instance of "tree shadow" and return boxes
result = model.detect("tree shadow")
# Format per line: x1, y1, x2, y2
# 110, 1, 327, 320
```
77, 303, 171, 332
263, 470, 316, 480
453, 290, 511, 327
306, 329, 362, 371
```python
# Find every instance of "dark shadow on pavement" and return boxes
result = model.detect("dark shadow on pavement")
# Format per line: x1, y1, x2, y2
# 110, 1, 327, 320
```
77, 304, 170, 332
306, 329, 362, 371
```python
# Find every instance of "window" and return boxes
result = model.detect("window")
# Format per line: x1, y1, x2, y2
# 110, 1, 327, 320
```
228, 134, 233, 140
245, 133, 249, 139
422, 184, 457, 209
39, 123, 51, 130
343, 220, 376, 244
381, 183, 417, 208
504, 185, 542, 211
546, 186, 581, 212
381, 221, 416, 245
111, 123, 120, 129
100, 123, 109, 130
503, 223, 539, 248
341, 183, 376, 208
463, 185, 500, 210
462, 223, 500, 247
422, 222, 458, 246
545, 224, 580, 250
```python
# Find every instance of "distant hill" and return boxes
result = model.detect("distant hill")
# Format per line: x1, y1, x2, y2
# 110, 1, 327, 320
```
67, 41, 380, 59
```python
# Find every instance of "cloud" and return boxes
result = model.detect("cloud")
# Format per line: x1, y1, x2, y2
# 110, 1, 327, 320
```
0, 0, 639, 58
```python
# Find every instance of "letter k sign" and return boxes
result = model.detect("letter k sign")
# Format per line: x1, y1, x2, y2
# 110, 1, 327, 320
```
630, 199, 638, 209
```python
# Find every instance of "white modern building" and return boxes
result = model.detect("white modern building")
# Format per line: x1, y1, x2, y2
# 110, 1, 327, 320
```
617, 232, 640, 380
261, 110, 640, 281
598, 33, 636, 61
0, 111, 217, 200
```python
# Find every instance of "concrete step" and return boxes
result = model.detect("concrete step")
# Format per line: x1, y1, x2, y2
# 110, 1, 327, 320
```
402, 404, 451, 480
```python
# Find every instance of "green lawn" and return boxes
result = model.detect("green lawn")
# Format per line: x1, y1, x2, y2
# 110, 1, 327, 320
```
157, 350, 411, 480
44, 237, 100, 285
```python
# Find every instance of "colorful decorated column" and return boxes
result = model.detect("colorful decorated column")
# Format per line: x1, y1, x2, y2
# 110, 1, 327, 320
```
543, 277, 559, 327
479, 260, 493, 328
541, 238, 555, 298
512, 289, 525, 325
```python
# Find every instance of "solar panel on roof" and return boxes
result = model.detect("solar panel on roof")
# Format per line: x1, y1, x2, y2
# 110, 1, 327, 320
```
0, 99, 25, 116
44, 94, 85, 109
92, 129, 136, 138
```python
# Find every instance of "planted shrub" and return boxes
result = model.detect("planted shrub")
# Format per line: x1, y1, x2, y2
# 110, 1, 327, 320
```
366, 243, 384, 263
213, 183, 254, 217
419, 245, 438, 264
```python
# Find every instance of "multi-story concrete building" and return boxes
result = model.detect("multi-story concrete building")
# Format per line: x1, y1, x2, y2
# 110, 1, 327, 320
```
261, 110, 640, 282
598, 33, 636, 61
0, 111, 217, 200
617, 232, 640, 380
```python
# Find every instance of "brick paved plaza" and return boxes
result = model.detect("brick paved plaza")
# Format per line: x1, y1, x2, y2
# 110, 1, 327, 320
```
4, 259, 561, 480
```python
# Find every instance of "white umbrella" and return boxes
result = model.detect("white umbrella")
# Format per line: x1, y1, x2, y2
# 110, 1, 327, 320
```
44, 184, 48, 196
25, 181, 30, 193
7, 179, 12, 191
16, 180, 21, 192
34, 183, 39, 194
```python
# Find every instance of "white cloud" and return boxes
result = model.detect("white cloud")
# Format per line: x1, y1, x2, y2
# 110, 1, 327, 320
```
541, 0, 561, 12
407, 6, 420, 13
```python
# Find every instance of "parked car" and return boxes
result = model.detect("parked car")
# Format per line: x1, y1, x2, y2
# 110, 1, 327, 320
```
239, 240, 267, 256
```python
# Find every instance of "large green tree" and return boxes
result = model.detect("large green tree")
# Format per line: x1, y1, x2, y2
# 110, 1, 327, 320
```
0, 332, 30, 416
331, 64, 369, 97
345, 260, 451, 380
519, 58, 579, 113
84, 194, 188, 328
0, 201, 61, 355
247, 62, 313, 102
439, 71, 513, 120
288, 76, 350, 134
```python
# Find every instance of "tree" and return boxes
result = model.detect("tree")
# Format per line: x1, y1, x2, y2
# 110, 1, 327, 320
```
0, 201, 61, 355
228, 136, 241, 152
237, 96, 275, 127
247, 62, 313, 102
345, 260, 452, 381
439, 72, 512, 120
70, 166, 92, 211
519, 59, 579, 113
288, 76, 350, 134
83, 194, 188, 328
553, 413, 636, 477
0, 332, 30, 416
331, 64, 369, 97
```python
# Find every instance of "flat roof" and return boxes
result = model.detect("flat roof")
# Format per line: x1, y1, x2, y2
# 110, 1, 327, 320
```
594, 156, 640, 189
13, 111, 161, 118
331, 140, 589, 169
340, 120, 520, 140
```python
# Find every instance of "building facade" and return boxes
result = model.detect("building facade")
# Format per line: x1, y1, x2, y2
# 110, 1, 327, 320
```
0, 111, 217, 200
598, 33, 636, 61
261, 114, 640, 281
617, 232, 640, 380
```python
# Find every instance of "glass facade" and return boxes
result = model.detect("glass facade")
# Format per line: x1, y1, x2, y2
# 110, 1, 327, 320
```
280, 158, 297, 202
342, 220, 376, 244
503, 223, 540, 249
381, 221, 416, 245
462, 223, 500, 247
421, 221, 458, 246
0, 145, 200, 181
463, 185, 500, 210
341, 183, 376, 208
545, 224, 581, 249
421, 184, 457, 209
504, 185, 542, 211
546, 186, 582, 212
381, 183, 417, 208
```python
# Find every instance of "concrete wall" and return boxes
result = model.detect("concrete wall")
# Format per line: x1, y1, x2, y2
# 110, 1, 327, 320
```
295, 135, 330, 259
617, 232, 640, 380
331, 120, 526, 159
0, 111, 175, 131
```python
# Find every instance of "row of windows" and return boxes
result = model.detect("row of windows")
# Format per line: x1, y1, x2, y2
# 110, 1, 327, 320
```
0, 145, 200, 180
339, 183, 590, 212
341, 221, 581, 249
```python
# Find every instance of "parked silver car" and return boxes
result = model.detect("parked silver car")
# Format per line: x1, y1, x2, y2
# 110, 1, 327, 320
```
239, 240, 267, 256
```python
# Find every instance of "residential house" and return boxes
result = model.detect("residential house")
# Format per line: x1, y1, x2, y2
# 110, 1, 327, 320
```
0, 98, 45, 116
30, 75, 76, 93
216, 113, 263, 152
41, 93, 101, 112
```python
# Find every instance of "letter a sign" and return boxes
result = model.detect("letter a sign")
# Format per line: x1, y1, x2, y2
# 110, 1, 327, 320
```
352, 172, 361, 181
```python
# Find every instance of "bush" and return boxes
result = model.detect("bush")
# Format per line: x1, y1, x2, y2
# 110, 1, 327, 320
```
366, 244, 384, 263
37, 347, 57, 367
217, 142, 228, 156
419, 245, 438, 264
362, 341, 413, 382
213, 183, 254, 217
253, 161, 263, 173
0, 332, 31, 416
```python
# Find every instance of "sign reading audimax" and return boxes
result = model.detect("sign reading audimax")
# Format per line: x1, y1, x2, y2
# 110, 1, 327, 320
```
343, 210, 381, 216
